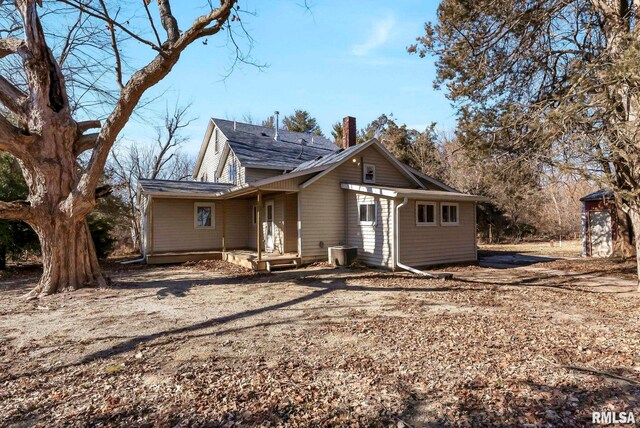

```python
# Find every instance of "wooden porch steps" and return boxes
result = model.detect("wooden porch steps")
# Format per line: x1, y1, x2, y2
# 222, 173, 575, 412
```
222, 251, 301, 272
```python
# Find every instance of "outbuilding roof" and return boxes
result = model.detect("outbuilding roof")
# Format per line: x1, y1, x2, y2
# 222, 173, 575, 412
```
580, 189, 614, 202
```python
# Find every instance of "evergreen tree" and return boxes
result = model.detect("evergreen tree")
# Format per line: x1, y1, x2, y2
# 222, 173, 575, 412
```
283, 110, 323, 136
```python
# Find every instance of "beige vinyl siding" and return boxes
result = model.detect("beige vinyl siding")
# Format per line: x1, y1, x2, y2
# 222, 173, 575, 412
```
398, 200, 476, 266
346, 192, 394, 267
151, 198, 251, 253
223, 199, 253, 249
196, 127, 228, 182
152, 198, 221, 252
260, 175, 312, 191
284, 193, 298, 252
245, 168, 283, 183
299, 145, 414, 261
219, 151, 244, 185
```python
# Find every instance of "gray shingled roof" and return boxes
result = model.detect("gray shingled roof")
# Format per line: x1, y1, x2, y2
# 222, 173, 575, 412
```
580, 189, 613, 202
292, 142, 364, 172
139, 179, 234, 195
213, 118, 339, 170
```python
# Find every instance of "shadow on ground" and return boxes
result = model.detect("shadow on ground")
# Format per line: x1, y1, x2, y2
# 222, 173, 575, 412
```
477, 249, 556, 269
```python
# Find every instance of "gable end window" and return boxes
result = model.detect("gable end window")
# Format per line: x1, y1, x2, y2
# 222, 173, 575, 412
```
229, 162, 237, 183
416, 202, 436, 226
194, 203, 215, 229
363, 163, 376, 184
358, 202, 376, 225
441, 203, 459, 226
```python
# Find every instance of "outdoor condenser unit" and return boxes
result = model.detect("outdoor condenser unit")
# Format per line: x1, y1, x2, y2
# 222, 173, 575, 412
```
328, 246, 358, 267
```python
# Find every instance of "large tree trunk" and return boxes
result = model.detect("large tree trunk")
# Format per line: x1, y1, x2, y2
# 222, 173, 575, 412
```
28, 217, 107, 297
628, 201, 640, 292
614, 205, 635, 258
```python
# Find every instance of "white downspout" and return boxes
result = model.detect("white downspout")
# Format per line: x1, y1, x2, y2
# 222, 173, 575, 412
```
395, 197, 448, 279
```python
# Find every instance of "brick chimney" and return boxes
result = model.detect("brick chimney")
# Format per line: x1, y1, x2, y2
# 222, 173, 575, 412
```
343, 116, 356, 150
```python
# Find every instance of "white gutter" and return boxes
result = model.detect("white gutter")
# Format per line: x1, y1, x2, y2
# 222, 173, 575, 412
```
394, 197, 452, 279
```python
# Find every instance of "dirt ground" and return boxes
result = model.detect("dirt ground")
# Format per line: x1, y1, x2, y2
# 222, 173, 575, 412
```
1, 255, 639, 427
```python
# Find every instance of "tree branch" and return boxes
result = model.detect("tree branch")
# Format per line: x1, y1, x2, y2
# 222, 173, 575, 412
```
0, 200, 31, 221
0, 113, 32, 158
0, 75, 27, 115
74, 132, 99, 156
0, 37, 25, 59
98, 0, 124, 89
16, 0, 69, 113
77, 1, 237, 200
77, 120, 101, 133
157, 0, 180, 43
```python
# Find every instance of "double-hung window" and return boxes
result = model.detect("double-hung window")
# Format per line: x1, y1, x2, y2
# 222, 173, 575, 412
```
194, 203, 215, 229
441, 203, 459, 226
416, 202, 436, 226
358, 202, 376, 225
358, 202, 376, 226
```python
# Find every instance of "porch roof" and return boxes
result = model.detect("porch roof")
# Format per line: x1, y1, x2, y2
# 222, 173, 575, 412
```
341, 183, 491, 203
138, 179, 234, 198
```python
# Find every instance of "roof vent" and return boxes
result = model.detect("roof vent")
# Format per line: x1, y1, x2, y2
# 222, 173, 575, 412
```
233, 120, 237, 131
261, 132, 269, 137
274, 111, 280, 141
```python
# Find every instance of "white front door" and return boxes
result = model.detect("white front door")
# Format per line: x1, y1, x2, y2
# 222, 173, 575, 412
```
264, 201, 275, 252
590, 210, 613, 257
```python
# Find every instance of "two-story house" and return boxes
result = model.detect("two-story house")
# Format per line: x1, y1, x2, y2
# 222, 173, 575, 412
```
138, 116, 488, 271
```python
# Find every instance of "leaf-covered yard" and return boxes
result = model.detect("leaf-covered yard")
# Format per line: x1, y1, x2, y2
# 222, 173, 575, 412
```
1, 258, 639, 427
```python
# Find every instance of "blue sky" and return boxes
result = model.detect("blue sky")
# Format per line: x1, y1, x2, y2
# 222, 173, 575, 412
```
121, 1, 455, 155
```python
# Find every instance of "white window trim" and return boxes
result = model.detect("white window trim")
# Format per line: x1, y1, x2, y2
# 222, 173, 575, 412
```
194, 202, 215, 229
363, 163, 376, 184
358, 202, 377, 226
441, 202, 459, 226
416, 201, 437, 226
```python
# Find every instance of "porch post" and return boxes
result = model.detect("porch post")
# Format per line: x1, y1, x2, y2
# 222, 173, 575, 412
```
221, 201, 226, 252
257, 191, 263, 261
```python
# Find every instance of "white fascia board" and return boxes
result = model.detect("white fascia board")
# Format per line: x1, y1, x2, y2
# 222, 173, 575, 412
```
193, 119, 215, 179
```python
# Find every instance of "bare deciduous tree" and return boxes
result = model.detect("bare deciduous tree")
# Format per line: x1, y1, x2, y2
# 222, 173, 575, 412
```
0, 1, 240, 296
110, 103, 195, 250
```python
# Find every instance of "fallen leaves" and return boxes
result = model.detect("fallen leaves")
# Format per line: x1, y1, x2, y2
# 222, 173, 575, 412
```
0, 261, 639, 426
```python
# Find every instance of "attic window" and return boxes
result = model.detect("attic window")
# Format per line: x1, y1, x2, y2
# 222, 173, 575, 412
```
363, 163, 376, 184
229, 162, 237, 183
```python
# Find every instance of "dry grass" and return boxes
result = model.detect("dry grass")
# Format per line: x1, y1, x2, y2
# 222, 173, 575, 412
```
0, 260, 639, 427
481, 239, 583, 258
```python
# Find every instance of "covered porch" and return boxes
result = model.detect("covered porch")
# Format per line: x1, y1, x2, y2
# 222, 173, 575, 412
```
143, 183, 301, 270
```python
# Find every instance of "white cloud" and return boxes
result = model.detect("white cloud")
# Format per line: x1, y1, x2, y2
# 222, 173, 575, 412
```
351, 15, 396, 57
